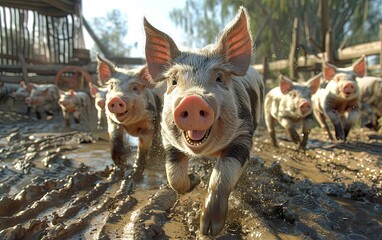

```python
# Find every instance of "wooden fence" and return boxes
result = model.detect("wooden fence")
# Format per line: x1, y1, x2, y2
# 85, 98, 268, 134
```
255, 22, 382, 81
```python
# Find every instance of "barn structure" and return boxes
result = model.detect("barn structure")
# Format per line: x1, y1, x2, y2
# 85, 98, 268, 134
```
0, 0, 145, 92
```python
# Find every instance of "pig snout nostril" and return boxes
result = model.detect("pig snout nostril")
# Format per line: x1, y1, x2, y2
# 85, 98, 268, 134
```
174, 95, 215, 131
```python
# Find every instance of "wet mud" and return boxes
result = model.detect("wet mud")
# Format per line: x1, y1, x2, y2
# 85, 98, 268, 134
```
0, 110, 381, 239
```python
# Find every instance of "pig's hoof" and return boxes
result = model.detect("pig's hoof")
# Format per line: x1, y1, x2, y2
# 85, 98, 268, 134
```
200, 191, 228, 236
187, 174, 200, 192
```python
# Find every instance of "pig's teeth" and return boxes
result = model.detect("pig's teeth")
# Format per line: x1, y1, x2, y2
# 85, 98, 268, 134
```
116, 110, 128, 118
185, 128, 210, 146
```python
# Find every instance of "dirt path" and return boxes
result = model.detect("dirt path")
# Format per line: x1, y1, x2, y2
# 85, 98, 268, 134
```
0, 111, 381, 239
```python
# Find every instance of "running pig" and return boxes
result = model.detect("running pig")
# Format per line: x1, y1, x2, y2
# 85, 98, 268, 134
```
88, 82, 107, 130
356, 74, 382, 131
312, 56, 365, 141
264, 74, 321, 149
58, 89, 91, 127
25, 83, 60, 120
144, 7, 264, 236
97, 54, 166, 175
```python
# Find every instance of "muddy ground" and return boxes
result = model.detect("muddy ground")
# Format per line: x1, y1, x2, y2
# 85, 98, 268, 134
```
0, 109, 381, 240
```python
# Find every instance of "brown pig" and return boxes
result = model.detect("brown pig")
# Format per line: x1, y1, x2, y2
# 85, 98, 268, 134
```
58, 89, 91, 127
88, 82, 107, 130
264, 74, 321, 149
97, 54, 166, 175
25, 83, 60, 120
312, 56, 366, 141
144, 7, 264, 236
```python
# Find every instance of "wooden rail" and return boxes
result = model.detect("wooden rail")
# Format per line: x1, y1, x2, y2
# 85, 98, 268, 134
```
253, 40, 381, 74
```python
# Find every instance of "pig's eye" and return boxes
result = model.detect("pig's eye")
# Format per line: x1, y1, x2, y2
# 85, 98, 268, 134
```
133, 86, 140, 93
216, 74, 223, 83
172, 79, 177, 86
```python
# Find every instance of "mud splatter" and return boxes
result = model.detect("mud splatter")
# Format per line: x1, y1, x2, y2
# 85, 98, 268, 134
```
0, 111, 381, 239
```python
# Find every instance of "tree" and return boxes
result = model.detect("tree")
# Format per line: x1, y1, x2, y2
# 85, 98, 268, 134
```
170, 0, 382, 65
88, 9, 132, 58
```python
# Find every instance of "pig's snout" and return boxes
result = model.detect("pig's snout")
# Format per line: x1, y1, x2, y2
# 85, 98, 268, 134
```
299, 100, 311, 115
174, 95, 214, 131
342, 82, 355, 94
107, 96, 126, 114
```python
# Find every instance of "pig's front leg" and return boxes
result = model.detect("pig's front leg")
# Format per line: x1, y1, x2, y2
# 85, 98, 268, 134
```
166, 146, 200, 194
43, 103, 54, 120
33, 106, 42, 120
299, 114, 315, 150
264, 112, 278, 147
108, 119, 128, 168
279, 117, 300, 144
325, 108, 345, 141
62, 110, 70, 127
313, 110, 334, 140
343, 105, 359, 140
133, 129, 154, 177
200, 139, 249, 236
73, 111, 80, 124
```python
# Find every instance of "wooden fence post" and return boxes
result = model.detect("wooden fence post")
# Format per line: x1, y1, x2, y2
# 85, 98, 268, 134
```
325, 30, 335, 64
289, 17, 299, 80
263, 56, 269, 84
379, 23, 382, 76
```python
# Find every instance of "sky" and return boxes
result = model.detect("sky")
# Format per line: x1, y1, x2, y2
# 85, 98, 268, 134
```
82, 0, 187, 58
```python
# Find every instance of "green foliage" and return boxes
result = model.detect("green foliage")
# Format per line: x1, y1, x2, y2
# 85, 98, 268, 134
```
170, 0, 382, 64
89, 9, 132, 57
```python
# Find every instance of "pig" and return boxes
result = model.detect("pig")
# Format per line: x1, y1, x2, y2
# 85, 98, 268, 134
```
88, 82, 107, 130
58, 89, 91, 127
25, 84, 60, 120
356, 76, 382, 131
312, 56, 366, 141
96, 54, 166, 175
0, 81, 19, 108
144, 7, 264, 236
264, 74, 321, 149
11, 81, 32, 101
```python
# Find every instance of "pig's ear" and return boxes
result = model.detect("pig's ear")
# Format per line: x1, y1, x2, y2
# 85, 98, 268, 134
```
352, 55, 366, 77
144, 17, 181, 82
307, 73, 322, 94
217, 7, 252, 76
323, 62, 337, 81
88, 82, 98, 98
279, 75, 293, 94
139, 65, 156, 89
96, 53, 115, 84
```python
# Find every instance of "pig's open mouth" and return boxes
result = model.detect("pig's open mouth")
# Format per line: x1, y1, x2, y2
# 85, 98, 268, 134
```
116, 110, 129, 119
184, 128, 211, 146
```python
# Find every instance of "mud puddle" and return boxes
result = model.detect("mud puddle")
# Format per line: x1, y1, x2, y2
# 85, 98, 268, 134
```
0, 111, 381, 239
